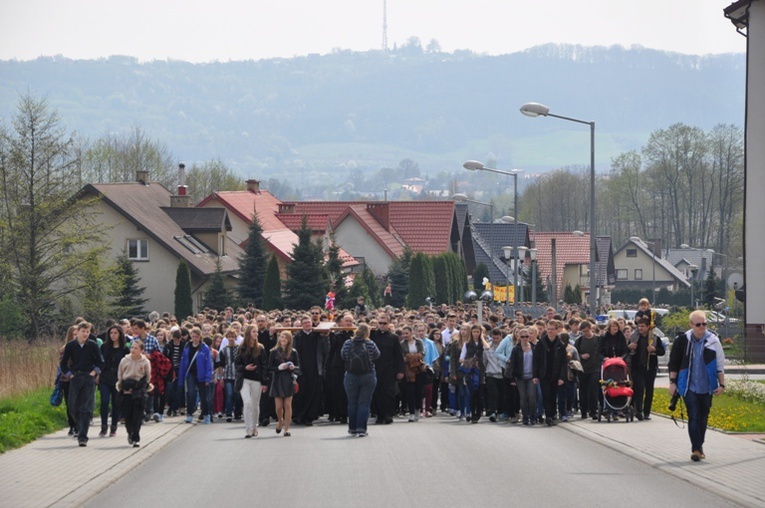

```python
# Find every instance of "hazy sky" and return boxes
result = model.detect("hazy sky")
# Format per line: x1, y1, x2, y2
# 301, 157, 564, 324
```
0, 0, 745, 62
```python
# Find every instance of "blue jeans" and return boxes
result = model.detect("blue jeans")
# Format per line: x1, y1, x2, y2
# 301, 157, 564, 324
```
99, 383, 120, 431
684, 391, 712, 452
224, 379, 243, 417
185, 377, 210, 417
457, 382, 471, 416
69, 373, 96, 442
344, 372, 377, 433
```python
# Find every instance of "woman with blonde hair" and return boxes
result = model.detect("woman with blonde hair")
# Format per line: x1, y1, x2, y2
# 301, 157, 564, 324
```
268, 331, 300, 436
448, 323, 472, 421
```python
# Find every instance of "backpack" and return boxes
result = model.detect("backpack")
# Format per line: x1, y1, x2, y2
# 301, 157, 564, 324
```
346, 340, 373, 374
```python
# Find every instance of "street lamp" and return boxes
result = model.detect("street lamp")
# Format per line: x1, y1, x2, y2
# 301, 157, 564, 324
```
516, 246, 529, 309
688, 264, 698, 308
452, 193, 495, 264
520, 102, 597, 315
464, 160, 524, 310
502, 246, 516, 309
529, 247, 538, 310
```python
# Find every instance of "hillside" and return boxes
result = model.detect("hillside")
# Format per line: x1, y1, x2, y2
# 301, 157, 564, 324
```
0, 44, 745, 183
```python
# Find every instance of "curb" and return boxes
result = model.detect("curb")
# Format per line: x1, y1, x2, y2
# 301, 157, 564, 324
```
53, 421, 193, 507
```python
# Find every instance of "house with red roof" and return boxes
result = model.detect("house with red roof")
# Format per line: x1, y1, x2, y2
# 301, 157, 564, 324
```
278, 200, 463, 275
196, 180, 360, 276
533, 232, 595, 305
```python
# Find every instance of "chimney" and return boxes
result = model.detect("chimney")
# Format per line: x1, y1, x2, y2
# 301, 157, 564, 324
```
136, 170, 149, 185
367, 202, 390, 231
246, 179, 261, 193
177, 163, 187, 197
171, 164, 191, 207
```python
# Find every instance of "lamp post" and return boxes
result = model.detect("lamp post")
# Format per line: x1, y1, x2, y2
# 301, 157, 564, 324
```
502, 246, 515, 309
452, 193, 495, 264
464, 160, 524, 310
520, 102, 597, 315
530, 247, 538, 310
688, 264, 698, 308
516, 246, 529, 309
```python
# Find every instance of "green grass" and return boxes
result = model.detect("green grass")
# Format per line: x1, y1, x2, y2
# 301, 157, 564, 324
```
0, 387, 71, 453
652, 388, 765, 433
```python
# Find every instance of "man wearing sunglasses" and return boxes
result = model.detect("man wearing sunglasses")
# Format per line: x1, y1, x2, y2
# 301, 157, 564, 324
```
668, 310, 726, 462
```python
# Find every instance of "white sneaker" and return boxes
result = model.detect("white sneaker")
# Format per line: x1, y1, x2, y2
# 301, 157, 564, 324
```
408, 415, 416, 422
414, 410, 420, 422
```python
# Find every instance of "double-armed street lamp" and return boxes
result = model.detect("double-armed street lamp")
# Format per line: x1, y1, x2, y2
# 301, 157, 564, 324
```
520, 102, 597, 315
464, 160, 524, 310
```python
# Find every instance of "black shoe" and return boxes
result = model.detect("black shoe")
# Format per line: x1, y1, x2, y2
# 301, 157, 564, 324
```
226, 417, 232, 423
546, 417, 556, 426
635, 412, 644, 421
78, 441, 87, 447
643, 413, 651, 420
384, 418, 393, 425
303, 420, 313, 427
133, 442, 140, 448
339, 417, 348, 424
258, 420, 269, 427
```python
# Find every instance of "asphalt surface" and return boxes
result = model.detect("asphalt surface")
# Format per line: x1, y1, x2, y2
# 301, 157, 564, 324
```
84, 415, 741, 508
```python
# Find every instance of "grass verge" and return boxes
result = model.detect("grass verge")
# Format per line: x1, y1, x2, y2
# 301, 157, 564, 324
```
652, 387, 765, 432
0, 387, 70, 453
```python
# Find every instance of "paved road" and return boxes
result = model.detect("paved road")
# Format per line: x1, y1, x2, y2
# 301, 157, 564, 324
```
85, 415, 739, 508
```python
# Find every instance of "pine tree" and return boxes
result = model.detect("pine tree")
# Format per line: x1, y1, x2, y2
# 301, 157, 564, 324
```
284, 217, 326, 309
113, 253, 148, 318
175, 260, 193, 319
237, 211, 268, 307
204, 259, 233, 310
447, 252, 468, 303
262, 254, 283, 311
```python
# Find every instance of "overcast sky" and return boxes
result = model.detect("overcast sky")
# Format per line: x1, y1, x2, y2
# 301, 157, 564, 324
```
0, 0, 745, 62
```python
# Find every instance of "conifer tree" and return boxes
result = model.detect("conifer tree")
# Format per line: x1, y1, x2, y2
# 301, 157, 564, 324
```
113, 253, 148, 318
386, 247, 413, 308
284, 217, 326, 309
433, 254, 451, 305
175, 260, 193, 319
237, 212, 267, 307
407, 252, 435, 308
262, 253, 283, 310
204, 259, 233, 310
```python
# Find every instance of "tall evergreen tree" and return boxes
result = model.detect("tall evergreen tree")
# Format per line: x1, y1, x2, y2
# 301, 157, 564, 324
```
262, 253, 283, 311
175, 260, 193, 319
325, 234, 348, 308
237, 211, 268, 307
407, 252, 435, 308
703, 268, 720, 308
362, 267, 381, 308
433, 254, 451, 305
113, 253, 148, 318
204, 259, 233, 310
386, 247, 413, 308
284, 217, 326, 309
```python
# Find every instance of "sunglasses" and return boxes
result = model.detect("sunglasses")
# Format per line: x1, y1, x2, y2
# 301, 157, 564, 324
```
693, 322, 707, 327
519, 335, 529, 339
379, 322, 389, 325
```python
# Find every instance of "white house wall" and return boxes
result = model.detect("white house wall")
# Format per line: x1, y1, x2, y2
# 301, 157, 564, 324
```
335, 219, 394, 275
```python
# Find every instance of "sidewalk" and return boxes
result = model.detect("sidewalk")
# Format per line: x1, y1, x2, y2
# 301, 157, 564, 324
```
0, 415, 192, 508
562, 414, 765, 508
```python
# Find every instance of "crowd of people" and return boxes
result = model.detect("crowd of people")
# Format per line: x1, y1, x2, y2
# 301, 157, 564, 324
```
58, 296, 724, 461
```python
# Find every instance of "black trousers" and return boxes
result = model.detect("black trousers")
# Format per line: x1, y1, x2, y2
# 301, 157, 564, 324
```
631, 367, 658, 415
540, 378, 559, 420
579, 371, 600, 417
121, 392, 146, 443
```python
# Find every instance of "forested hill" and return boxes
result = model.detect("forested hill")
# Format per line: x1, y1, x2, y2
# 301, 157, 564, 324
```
0, 44, 745, 180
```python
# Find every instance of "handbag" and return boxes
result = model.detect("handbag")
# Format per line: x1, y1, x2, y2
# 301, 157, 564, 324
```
423, 365, 436, 384
569, 360, 584, 373
50, 381, 64, 407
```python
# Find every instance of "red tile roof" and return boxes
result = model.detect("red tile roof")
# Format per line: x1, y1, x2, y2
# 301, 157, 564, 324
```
275, 213, 331, 233
336, 205, 406, 258
197, 190, 285, 232
533, 232, 591, 292
285, 200, 455, 256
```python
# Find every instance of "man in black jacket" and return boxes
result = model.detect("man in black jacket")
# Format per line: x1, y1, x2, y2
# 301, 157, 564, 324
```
371, 314, 404, 424
60, 322, 104, 446
533, 320, 568, 426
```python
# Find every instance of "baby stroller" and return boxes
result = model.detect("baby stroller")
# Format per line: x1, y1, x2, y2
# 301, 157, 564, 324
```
598, 357, 634, 422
